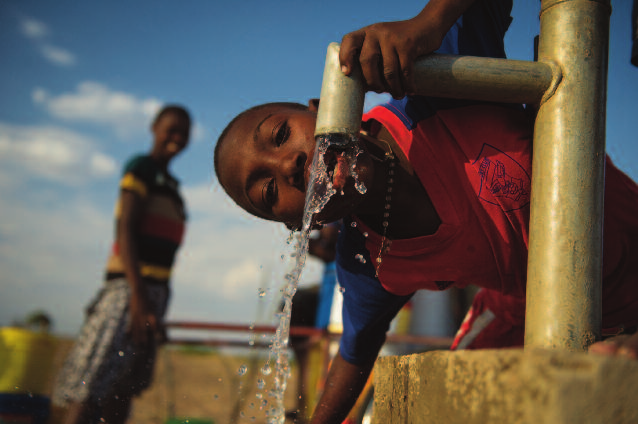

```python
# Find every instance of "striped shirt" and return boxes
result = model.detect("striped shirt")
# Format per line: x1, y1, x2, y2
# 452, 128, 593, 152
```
106, 155, 186, 283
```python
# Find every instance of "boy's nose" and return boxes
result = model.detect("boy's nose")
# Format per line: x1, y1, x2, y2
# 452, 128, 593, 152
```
281, 151, 307, 190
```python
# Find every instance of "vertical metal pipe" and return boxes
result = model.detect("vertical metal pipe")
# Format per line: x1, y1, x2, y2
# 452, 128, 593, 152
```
524, 0, 610, 351
314, 42, 365, 139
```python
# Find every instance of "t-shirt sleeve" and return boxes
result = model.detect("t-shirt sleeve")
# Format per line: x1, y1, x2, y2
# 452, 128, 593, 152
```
120, 155, 153, 198
437, 0, 513, 58
336, 221, 413, 365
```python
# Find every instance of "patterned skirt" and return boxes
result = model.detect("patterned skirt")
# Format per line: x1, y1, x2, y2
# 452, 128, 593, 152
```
52, 278, 169, 407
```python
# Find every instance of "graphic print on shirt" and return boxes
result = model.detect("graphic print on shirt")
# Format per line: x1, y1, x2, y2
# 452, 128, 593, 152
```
473, 143, 530, 212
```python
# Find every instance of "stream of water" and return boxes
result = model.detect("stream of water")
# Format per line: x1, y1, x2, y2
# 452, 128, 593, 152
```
260, 133, 362, 423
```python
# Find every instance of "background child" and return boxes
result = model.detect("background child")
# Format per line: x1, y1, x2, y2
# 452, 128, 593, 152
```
214, 1, 638, 423
52, 105, 191, 424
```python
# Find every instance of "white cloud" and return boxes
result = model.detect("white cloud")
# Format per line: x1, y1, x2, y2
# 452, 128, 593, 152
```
0, 186, 112, 336
0, 122, 118, 185
20, 17, 48, 39
33, 82, 164, 139
221, 259, 264, 300
90, 152, 118, 177
40, 44, 76, 67
19, 16, 76, 67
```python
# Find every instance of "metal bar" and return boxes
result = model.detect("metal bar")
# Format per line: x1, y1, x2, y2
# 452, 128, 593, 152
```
524, 0, 610, 351
165, 321, 453, 348
411, 53, 557, 105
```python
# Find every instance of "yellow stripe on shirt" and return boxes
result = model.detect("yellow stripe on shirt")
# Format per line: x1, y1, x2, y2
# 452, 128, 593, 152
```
120, 173, 148, 198
140, 263, 172, 281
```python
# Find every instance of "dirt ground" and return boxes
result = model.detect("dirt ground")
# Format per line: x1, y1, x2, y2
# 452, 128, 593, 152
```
46, 339, 302, 424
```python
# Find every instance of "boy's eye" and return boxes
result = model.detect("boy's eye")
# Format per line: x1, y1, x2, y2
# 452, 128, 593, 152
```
262, 178, 277, 209
273, 121, 290, 146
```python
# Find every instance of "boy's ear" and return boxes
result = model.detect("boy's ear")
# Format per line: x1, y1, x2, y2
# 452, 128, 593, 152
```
308, 98, 320, 112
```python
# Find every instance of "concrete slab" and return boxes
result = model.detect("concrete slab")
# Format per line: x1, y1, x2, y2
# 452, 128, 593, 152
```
373, 348, 638, 424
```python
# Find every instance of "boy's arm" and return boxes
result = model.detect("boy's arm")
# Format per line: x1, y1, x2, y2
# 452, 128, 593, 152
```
310, 351, 376, 424
339, 0, 476, 99
308, 223, 339, 263
118, 190, 156, 347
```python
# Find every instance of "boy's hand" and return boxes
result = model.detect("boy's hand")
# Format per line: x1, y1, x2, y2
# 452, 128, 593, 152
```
589, 333, 638, 360
128, 289, 158, 347
339, 17, 443, 100
338, 0, 477, 99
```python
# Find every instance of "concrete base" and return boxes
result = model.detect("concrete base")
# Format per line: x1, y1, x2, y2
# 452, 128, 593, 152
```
373, 348, 638, 424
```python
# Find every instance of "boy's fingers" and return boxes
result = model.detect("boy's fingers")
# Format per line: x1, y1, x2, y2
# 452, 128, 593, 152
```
340, 31, 366, 75
380, 46, 405, 99
589, 334, 638, 359
398, 51, 416, 96
617, 333, 638, 359
358, 39, 384, 92
588, 340, 619, 356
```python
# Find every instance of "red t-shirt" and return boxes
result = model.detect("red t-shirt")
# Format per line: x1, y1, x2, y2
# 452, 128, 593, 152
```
360, 102, 638, 336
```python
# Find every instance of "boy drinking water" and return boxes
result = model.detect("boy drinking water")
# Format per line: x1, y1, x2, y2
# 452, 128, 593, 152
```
215, 1, 638, 422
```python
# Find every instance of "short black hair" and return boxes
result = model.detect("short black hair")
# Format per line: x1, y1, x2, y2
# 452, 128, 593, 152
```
213, 102, 307, 187
153, 104, 192, 127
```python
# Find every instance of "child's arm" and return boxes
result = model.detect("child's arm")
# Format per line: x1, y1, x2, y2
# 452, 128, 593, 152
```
308, 223, 339, 263
589, 333, 638, 360
339, 0, 476, 99
310, 352, 376, 424
117, 190, 157, 347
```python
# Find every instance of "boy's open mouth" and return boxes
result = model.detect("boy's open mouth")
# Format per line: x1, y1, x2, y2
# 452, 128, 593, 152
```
323, 149, 349, 191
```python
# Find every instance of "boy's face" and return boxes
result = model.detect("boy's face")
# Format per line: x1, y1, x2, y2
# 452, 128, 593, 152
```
152, 113, 191, 161
216, 105, 374, 229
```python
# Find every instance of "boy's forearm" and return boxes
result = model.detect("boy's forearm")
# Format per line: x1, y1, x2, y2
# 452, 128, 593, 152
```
117, 192, 144, 294
310, 352, 375, 424
413, 0, 477, 40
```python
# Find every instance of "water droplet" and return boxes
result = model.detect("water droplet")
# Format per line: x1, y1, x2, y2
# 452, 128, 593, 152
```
118, 351, 124, 357
213, 394, 219, 400
257, 378, 266, 389
355, 254, 366, 264
261, 363, 272, 376
363, 232, 369, 237
237, 364, 248, 376
351, 221, 357, 227
339, 286, 346, 293
258, 289, 267, 298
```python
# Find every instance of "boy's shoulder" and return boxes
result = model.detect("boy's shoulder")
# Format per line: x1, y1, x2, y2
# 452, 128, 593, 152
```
122, 154, 159, 177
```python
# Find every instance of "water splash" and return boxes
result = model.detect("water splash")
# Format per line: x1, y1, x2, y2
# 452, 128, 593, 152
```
266, 133, 362, 423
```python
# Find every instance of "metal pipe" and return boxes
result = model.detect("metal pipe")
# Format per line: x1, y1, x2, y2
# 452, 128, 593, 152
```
314, 44, 558, 139
314, 42, 366, 140
410, 54, 558, 105
524, 0, 610, 351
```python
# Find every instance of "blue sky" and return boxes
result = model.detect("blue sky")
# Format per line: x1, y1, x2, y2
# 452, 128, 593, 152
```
0, 1, 636, 337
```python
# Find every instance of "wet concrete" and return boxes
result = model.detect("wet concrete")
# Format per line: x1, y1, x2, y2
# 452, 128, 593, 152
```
374, 348, 638, 424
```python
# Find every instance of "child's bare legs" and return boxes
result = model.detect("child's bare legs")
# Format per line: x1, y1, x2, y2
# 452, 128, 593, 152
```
589, 333, 638, 359
62, 395, 132, 424
99, 394, 133, 424
62, 400, 96, 424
